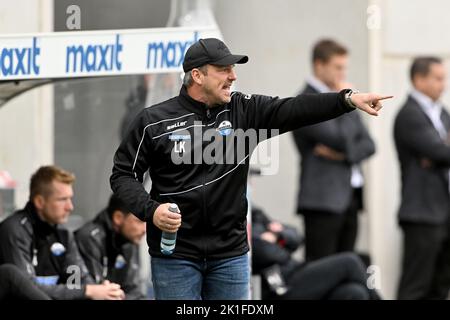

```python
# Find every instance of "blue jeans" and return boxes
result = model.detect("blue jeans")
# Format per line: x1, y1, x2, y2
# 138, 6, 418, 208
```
151, 253, 250, 300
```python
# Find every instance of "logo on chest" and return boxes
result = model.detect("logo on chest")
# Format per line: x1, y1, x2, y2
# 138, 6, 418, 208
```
50, 242, 66, 256
217, 120, 233, 136
167, 121, 187, 131
114, 254, 126, 269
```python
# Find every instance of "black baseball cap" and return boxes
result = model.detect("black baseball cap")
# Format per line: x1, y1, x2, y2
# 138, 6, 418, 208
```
183, 38, 248, 72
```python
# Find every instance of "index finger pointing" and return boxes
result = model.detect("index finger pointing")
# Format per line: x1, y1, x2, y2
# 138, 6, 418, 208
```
376, 95, 394, 101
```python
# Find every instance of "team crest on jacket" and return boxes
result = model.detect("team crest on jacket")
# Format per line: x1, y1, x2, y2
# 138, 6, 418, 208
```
50, 242, 66, 256
217, 120, 233, 136
114, 255, 126, 269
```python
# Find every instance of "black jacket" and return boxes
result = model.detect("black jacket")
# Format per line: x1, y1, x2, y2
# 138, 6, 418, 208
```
75, 210, 145, 299
251, 207, 303, 277
0, 202, 93, 299
110, 85, 354, 261
292, 84, 375, 214
394, 95, 450, 224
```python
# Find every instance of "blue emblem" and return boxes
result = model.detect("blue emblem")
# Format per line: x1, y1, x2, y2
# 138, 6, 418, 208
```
217, 121, 233, 136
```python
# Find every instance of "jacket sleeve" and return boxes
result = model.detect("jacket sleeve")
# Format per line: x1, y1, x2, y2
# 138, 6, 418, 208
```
75, 230, 104, 284
395, 108, 450, 166
0, 220, 35, 277
240, 90, 354, 135
252, 238, 291, 272
344, 113, 376, 164
292, 120, 348, 153
122, 246, 146, 300
110, 109, 161, 222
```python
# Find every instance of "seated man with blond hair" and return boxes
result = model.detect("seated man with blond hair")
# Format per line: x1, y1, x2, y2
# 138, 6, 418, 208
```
0, 165, 125, 300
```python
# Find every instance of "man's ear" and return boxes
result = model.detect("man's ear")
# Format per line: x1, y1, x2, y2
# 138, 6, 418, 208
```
191, 69, 204, 85
33, 195, 45, 211
112, 210, 125, 227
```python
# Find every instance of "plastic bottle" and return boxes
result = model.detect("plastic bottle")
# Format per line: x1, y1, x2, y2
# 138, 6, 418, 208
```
160, 203, 180, 255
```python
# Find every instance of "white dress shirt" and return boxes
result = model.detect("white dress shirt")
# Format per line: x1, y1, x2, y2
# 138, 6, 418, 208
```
410, 89, 450, 193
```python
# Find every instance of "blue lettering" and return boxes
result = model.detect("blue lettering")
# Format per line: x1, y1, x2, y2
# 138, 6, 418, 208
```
1, 48, 13, 76
146, 31, 199, 70
14, 48, 26, 74
85, 45, 97, 72
0, 37, 41, 77
27, 45, 31, 74
98, 45, 110, 71
165, 42, 176, 67
114, 34, 122, 70
66, 45, 84, 73
147, 42, 164, 69
65, 34, 123, 73
31, 37, 40, 75
177, 40, 190, 66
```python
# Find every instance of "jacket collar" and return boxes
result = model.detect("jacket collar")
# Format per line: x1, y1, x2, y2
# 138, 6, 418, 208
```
177, 85, 226, 118
306, 76, 332, 93
24, 201, 58, 236
410, 89, 443, 116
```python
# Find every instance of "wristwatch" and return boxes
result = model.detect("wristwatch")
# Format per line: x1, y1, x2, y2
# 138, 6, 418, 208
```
344, 89, 359, 109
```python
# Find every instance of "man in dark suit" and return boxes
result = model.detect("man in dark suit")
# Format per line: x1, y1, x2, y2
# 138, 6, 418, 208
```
292, 39, 376, 261
394, 56, 450, 300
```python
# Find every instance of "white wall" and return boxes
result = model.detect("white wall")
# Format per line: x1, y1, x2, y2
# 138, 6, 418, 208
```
366, 0, 450, 299
0, 0, 54, 207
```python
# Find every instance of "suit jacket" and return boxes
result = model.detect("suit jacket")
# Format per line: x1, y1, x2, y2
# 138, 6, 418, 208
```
292, 84, 376, 214
394, 95, 450, 225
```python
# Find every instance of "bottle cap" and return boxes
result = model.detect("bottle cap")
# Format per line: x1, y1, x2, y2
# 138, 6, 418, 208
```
169, 203, 179, 213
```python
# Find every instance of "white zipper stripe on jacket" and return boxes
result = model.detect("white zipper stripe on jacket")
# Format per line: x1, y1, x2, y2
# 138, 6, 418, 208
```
131, 113, 195, 173
205, 154, 249, 186
159, 154, 250, 196
206, 109, 231, 127
159, 184, 205, 196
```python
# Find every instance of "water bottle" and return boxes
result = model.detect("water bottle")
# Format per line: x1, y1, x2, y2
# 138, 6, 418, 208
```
160, 203, 180, 255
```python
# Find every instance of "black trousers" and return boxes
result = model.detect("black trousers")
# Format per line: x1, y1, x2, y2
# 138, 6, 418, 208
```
397, 222, 450, 300
0, 264, 50, 300
265, 252, 380, 300
302, 189, 361, 261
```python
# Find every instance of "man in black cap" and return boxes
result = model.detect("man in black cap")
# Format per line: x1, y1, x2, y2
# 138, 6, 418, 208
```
110, 37, 392, 300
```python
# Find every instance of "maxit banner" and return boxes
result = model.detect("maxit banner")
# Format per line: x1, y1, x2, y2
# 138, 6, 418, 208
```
0, 26, 221, 80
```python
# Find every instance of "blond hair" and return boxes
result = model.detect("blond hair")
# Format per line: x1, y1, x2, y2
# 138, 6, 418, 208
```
29, 165, 75, 200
